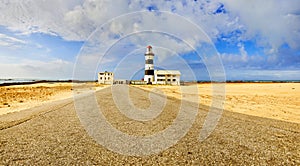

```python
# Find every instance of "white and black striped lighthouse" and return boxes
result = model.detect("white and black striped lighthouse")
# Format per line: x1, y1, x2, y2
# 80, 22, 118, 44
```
144, 45, 154, 84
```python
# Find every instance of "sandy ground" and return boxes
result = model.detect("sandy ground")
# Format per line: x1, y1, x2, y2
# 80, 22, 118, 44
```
0, 85, 299, 165
0, 82, 107, 115
1, 82, 299, 123
136, 83, 300, 124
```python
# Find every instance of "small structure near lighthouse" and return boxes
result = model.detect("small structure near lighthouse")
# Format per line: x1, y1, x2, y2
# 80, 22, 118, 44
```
144, 45, 155, 84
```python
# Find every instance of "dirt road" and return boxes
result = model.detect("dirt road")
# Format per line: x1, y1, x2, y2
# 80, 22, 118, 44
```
0, 85, 299, 165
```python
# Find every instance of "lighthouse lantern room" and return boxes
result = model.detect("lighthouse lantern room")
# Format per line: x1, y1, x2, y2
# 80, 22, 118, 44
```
144, 45, 155, 84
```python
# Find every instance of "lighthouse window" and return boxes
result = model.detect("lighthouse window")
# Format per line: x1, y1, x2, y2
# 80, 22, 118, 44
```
145, 70, 154, 75
145, 59, 153, 64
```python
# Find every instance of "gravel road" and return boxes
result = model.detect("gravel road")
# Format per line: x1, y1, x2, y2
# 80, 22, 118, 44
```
0, 85, 299, 165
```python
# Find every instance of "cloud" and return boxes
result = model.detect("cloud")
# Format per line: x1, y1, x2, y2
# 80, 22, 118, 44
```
0, 1, 233, 42
0, 0, 299, 80
225, 69, 300, 80
0, 58, 73, 79
0, 1, 82, 40
0, 33, 27, 48
1, 0, 299, 49
221, 0, 300, 50
221, 45, 300, 71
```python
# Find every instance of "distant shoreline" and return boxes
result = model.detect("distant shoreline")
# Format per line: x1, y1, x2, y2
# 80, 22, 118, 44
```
0, 80, 96, 87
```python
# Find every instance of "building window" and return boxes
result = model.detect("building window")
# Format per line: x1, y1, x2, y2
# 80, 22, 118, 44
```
172, 75, 176, 77
173, 79, 176, 81
157, 74, 164, 77
100, 77, 102, 80
167, 79, 171, 81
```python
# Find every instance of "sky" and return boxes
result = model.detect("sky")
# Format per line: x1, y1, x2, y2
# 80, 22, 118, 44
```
0, 0, 299, 81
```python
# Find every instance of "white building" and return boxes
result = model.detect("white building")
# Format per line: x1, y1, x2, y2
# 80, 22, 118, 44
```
154, 70, 181, 85
98, 71, 114, 84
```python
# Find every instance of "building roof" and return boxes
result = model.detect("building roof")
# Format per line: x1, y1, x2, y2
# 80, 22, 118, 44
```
155, 70, 181, 75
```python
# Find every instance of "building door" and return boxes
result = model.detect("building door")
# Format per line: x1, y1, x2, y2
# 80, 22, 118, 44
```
148, 78, 152, 84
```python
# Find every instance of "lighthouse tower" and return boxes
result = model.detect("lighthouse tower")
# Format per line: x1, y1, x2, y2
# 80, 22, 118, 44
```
144, 45, 154, 84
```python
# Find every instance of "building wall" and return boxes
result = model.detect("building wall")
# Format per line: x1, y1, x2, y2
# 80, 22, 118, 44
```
154, 71, 180, 85
98, 72, 114, 84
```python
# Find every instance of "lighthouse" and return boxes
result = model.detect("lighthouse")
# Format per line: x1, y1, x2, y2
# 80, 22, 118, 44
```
144, 45, 155, 84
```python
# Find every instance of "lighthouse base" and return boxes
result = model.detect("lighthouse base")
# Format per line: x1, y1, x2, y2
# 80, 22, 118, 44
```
144, 75, 154, 84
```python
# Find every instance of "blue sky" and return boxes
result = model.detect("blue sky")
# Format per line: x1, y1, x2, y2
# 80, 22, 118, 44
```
0, 0, 299, 80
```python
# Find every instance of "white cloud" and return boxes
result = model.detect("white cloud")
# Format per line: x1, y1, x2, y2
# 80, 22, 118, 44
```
0, 0, 82, 40
221, 0, 300, 50
226, 69, 300, 80
0, 58, 73, 79
0, 0, 232, 42
238, 43, 248, 62
1, 0, 298, 50
0, 33, 27, 48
